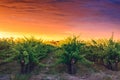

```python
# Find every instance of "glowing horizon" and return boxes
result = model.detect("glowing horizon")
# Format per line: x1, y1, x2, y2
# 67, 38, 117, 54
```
0, 31, 119, 41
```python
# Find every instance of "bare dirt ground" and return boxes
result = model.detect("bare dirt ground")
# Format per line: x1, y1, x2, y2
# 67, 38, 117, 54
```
1, 63, 120, 80
1, 58, 120, 80
29, 70, 120, 80
29, 64, 120, 80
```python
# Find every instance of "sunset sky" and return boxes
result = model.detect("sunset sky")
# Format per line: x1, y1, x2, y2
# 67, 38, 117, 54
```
0, 0, 120, 40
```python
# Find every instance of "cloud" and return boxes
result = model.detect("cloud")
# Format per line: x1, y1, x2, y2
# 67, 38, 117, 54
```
0, 0, 120, 40
0, 0, 73, 3
0, 0, 120, 24
109, 0, 120, 4
0, 0, 34, 3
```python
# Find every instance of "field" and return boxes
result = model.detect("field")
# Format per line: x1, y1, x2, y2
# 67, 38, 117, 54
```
0, 36, 120, 80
